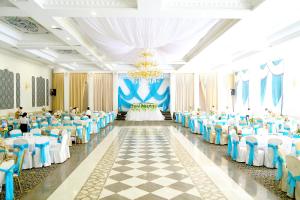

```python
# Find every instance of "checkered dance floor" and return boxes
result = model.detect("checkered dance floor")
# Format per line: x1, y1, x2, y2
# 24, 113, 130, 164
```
75, 127, 226, 200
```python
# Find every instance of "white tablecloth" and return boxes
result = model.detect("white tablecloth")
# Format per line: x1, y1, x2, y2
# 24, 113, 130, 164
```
4, 136, 57, 152
126, 109, 165, 121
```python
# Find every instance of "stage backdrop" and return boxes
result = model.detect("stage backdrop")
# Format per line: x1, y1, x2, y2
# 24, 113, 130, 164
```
118, 74, 170, 111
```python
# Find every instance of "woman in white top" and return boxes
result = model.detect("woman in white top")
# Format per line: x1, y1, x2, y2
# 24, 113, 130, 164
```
20, 112, 30, 133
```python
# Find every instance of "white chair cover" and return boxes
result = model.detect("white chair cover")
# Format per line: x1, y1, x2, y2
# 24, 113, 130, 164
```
245, 136, 264, 166
13, 139, 32, 169
286, 155, 300, 199
231, 133, 247, 163
264, 138, 283, 168
50, 130, 69, 164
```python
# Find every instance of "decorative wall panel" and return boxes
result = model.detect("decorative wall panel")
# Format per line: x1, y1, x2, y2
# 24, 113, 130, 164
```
16, 73, 20, 107
46, 79, 49, 106
0, 69, 14, 110
32, 76, 35, 107
37, 76, 45, 107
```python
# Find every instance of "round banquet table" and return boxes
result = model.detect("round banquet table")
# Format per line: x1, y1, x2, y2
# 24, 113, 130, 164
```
125, 108, 165, 121
240, 134, 300, 154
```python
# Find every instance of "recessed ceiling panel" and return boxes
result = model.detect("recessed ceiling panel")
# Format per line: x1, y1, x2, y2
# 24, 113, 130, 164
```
0, 17, 49, 34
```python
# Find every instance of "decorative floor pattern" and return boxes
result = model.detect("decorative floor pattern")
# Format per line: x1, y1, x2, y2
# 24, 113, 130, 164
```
75, 127, 227, 200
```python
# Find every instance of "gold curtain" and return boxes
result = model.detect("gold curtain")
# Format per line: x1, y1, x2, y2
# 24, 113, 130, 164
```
199, 75, 207, 111
205, 73, 218, 111
175, 74, 194, 112
93, 73, 113, 112
69, 73, 88, 112
52, 73, 64, 112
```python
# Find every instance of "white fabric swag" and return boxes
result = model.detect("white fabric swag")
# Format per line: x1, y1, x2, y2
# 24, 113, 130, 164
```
75, 18, 217, 63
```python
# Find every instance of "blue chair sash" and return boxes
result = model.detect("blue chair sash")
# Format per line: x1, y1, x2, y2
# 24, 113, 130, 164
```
175, 113, 179, 123
13, 122, 18, 129
10, 133, 22, 138
206, 127, 211, 142
267, 122, 274, 133
268, 144, 279, 167
181, 115, 185, 126
215, 128, 222, 144
276, 156, 284, 181
63, 123, 72, 126
49, 133, 59, 138
203, 125, 207, 141
227, 135, 232, 156
232, 140, 239, 160
13, 143, 28, 175
190, 120, 195, 133
76, 127, 83, 139
198, 120, 203, 135
246, 141, 258, 166
287, 171, 300, 197
35, 142, 50, 164
0, 165, 15, 200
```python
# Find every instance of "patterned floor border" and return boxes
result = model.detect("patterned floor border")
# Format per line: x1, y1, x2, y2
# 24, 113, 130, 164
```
75, 129, 128, 199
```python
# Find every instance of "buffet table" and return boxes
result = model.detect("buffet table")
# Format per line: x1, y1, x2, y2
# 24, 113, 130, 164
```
125, 103, 165, 121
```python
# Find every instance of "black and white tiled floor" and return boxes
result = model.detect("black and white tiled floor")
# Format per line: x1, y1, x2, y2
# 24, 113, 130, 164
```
75, 127, 228, 200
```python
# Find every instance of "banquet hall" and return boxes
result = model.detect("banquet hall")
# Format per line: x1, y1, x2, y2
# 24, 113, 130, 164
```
0, 0, 300, 200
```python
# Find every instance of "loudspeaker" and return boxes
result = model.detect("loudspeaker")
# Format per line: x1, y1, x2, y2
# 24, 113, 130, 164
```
50, 89, 56, 96
230, 89, 236, 96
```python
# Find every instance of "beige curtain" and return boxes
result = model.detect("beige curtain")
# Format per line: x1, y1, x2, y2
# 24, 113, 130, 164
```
93, 73, 113, 112
52, 73, 64, 112
69, 73, 88, 112
198, 73, 218, 112
175, 74, 194, 112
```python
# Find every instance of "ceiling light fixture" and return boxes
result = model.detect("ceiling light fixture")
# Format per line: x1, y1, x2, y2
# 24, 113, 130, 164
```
66, 37, 71, 40
128, 49, 163, 82
91, 11, 97, 16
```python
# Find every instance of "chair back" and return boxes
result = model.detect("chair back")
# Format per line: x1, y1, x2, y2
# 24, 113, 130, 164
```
231, 133, 239, 142
268, 138, 283, 146
49, 129, 60, 137
13, 139, 27, 176
30, 128, 42, 136
286, 155, 300, 177
10, 129, 22, 137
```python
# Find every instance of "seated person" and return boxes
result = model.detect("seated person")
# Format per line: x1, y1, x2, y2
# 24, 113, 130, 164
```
15, 106, 23, 119
85, 107, 92, 118
19, 112, 30, 133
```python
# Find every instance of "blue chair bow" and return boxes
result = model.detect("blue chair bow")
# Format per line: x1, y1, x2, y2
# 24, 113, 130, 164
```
215, 128, 222, 144
267, 122, 275, 133
246, 141, 258, 166
34, 142, 50, 164
0, 164, 15, 200
198, 120, 203, 135
181, 115, 185, 127
202, 125, 207, 141
13, 143, 28, 174
268, 143, 279, 167
76, 127, 83, 140
227, 134, 232, 156
276, 156, 285, 181
287, 171, 300, 197
190, 119, 195, 133
232, 140, 239, 160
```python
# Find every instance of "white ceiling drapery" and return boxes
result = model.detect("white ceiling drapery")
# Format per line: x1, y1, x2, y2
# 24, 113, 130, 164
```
75, 17, 218, 64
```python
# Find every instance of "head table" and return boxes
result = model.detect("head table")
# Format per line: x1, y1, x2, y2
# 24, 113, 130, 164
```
125, 104, 165, 121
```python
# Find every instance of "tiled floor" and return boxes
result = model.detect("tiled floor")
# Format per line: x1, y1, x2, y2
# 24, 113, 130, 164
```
76, 127, 227, 200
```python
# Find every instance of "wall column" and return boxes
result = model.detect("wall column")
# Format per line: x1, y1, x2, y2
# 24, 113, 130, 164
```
64, 72, 69, 111
194, 73, 200, 111
87, 73, 94, 110
170, 73, 176, 114
113, 73, 118, 111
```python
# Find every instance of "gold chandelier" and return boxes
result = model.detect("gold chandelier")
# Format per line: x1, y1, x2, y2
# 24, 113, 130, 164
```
128, 49, 162, 80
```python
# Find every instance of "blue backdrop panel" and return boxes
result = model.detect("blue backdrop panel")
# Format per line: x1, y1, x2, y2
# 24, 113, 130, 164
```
118, 78, 170, 111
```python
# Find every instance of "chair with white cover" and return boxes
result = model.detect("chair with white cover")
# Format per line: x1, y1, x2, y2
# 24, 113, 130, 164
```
231, 133, 247, 162
264, 138, 283, 168
245, 136, 264, 166
13, 139, 32, 170
286, 155, 300, 199
214, 125, 228, 145
277, 146, 288, 192
30, 128, 42, 136
32, 138, 51, 168
9, 129, 22, 138
49, 128, 60, 138
50, 130, 69, 164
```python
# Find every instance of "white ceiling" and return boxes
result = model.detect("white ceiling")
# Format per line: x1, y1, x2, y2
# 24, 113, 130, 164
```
0, 0, 276, 72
